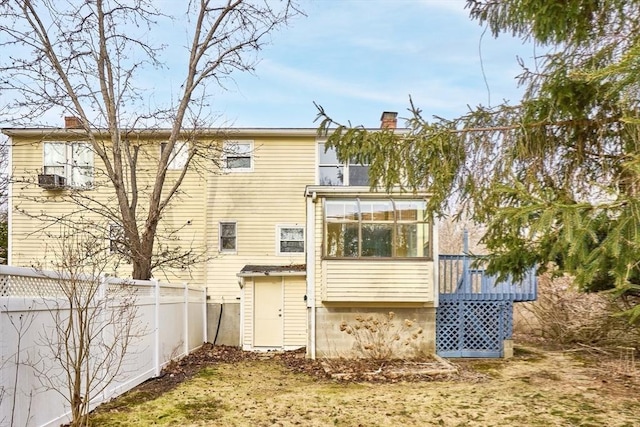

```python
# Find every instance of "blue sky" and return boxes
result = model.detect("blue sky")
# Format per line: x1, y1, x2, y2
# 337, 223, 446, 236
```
1, 0, 535, 130
208, 0, 534, 128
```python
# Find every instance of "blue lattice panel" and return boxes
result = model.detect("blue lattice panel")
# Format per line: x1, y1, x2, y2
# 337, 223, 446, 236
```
437, 300, 513, 358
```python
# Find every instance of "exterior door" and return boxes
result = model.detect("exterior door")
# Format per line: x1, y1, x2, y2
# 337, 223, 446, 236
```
253, 277, 283, 347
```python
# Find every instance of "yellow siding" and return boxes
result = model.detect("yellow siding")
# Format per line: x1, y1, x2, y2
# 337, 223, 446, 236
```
242, 278, 254, 349
205, 137, 314, 301
9, 136, 206, 284
321, 259, 432, 302
283, 276, 307, 348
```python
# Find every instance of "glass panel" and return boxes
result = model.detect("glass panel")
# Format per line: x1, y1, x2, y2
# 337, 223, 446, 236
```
220, 222, 236, 250
43, 166, 65, 176
360, 200, 393, 221
326, 223, 358, 257
361, 224, 393, 257
280, 227, 304, 241
72, 166, 93, 188
319, 165, 343, 186
396, 224, 417, 257
221, 237, 236, 251
348, 165, 369, 186
226, 142, 252, 155
220, 223, 236, 238
318, 143, 339, 164
72, 143, 93, 167
227, 156, 251, 169
44, 143, 66, 168
325, 200, 358, 221
168, 142, 189, 169
280, 241, 304, 253
396, 200, 427, 221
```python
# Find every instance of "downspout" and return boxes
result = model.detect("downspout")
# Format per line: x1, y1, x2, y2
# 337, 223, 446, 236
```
7, 137, 12, 266
306, 193, 317, 359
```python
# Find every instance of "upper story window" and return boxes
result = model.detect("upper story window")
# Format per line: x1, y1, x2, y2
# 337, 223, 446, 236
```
224, 140, 253, 172
160, 141, 189, 170
324, 198, 430, 259
43, 141, 93, 188
318, 142, 369, 186
277, 225, 304, 255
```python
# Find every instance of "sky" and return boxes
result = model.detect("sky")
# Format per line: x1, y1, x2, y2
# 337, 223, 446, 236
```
206, 0, 535, 129
0, 0, 536, 130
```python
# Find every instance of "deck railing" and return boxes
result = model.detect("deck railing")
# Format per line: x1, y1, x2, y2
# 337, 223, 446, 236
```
439, 254, 537, 302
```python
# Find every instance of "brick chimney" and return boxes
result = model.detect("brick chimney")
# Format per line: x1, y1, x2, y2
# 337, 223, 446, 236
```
380, 111, 398, 129
64, 116, 82, 129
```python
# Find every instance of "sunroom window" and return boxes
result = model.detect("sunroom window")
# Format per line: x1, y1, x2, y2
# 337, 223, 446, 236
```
324, 198, 430, 258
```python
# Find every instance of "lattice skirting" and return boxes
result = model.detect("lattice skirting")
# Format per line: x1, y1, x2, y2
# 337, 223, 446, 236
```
436, 300, 513, 358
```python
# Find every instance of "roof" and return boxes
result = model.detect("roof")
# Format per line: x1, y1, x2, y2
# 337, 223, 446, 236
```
237, 264, 306, 278
1, 127, 321, 138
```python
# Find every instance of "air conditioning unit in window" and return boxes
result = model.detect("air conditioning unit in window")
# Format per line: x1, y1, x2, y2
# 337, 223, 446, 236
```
37, 174, 66, 189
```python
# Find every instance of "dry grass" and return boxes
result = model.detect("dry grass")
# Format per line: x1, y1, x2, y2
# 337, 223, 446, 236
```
91, 346, 640, 427
514, 273, 640, 350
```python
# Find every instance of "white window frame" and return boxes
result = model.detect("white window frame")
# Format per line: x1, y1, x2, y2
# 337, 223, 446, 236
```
276, 224, 305, 256
317, 141, 369, 186
219, 221, 237, 253
160, 141, 189, 170
43, 141, 94, 188
223, 140, 253, 173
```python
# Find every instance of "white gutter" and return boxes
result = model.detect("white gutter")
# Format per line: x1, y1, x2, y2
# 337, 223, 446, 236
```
236, 271, 306, 278
6, 136, 12, 266
304, 185, 430, 198
305, 192, 317, 359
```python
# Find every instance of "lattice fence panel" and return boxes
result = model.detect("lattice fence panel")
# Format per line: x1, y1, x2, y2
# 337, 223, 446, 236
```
0, 274, 75, 297
437, 300, 513, 358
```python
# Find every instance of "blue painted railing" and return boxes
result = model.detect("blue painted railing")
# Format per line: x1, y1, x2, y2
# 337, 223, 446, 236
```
439, 254, 537, 302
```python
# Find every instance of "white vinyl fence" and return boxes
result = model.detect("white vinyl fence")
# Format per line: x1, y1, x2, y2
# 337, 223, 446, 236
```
0, 265, 207, 427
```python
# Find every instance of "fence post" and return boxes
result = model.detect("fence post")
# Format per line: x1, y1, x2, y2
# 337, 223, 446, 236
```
203, 287, 208, 344
152, 279, 160, 377
184, 282, 189, 356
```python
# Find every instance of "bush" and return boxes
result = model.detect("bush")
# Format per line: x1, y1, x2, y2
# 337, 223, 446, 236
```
339, 312, 425, 360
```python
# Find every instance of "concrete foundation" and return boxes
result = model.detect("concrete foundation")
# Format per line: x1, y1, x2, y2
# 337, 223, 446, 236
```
314, 306, 436, 359
207, 302, 240, 346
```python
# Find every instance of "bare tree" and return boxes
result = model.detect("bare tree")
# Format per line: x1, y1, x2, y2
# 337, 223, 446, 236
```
0, 0, 301, 279
33, 231, 143, 427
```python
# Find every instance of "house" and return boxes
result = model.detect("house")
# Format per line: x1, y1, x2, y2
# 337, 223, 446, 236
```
2, 112, 439, 358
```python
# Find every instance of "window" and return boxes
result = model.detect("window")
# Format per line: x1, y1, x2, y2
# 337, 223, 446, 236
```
277, 225, 304, 255
223, 141, 253, 172
109, 224, 130, 257
324, 198, 430, 258
318, 142, 369, 186
160, 141, 189, 170
43, 141, 93, 188
219, 222, 237, 253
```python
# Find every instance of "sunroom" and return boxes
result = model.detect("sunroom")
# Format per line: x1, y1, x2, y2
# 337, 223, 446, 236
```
305, 186, 438, 358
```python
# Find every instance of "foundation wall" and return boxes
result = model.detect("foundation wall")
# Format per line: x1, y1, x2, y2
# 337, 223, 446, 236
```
314, 306, 436, 358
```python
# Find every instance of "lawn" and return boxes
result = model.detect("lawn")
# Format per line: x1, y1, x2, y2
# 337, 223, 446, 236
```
91, 345, 640, 426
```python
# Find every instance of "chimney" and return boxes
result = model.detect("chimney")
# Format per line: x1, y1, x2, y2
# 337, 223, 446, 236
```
380, 111, 398, 129
64, 116, 82, 129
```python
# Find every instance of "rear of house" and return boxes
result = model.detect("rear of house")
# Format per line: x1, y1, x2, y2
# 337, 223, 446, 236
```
3, 113, 439, 358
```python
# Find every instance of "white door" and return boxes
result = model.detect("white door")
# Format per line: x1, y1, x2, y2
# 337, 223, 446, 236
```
253, 277, 283, 347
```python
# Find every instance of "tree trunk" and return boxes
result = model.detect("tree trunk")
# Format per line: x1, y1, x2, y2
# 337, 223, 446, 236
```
132, 256, 152, 280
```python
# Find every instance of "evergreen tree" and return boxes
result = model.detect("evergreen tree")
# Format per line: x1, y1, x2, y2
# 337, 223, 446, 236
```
317, 0, 640, 321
